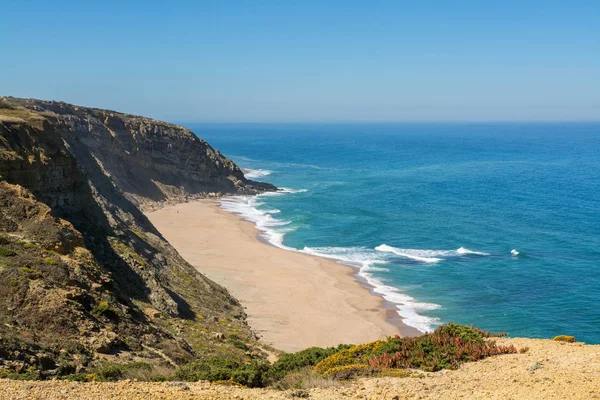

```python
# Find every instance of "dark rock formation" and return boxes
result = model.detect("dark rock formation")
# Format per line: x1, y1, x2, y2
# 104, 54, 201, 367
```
0, 97, 274, 377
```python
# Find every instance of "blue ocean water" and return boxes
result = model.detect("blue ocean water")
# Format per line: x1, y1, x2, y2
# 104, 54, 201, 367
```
187, 123, 600, 343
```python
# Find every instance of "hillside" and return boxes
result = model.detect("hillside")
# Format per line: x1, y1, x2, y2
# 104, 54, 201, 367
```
1, 337, 598, 399
0, 97, 275, 377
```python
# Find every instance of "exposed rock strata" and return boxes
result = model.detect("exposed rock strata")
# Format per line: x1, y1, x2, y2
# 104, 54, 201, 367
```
0, 97, 274, 376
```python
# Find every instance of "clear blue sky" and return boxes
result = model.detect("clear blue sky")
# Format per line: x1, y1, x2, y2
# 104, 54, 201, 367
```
2, 1, 599, 122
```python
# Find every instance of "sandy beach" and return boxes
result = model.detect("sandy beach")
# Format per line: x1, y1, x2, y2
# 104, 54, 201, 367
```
146, 200, 420, 352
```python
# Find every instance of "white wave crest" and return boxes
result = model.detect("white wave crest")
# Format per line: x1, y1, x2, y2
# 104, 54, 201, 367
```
511, 249, 520, 256
259, 188, 308, 197
219, 195, 295, 250
301, 246, 440, 332
219, 195, 451, 333
376, 244, 490, 263
243, 168, 272, 179
456, 247, 491, 256
375, 244, 442, 263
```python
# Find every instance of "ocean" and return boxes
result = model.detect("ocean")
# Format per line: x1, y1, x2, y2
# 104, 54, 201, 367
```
186, 122, 600, 343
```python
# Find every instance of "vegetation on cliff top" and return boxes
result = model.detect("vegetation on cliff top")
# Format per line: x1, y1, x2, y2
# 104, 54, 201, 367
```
52, 324, 514, 388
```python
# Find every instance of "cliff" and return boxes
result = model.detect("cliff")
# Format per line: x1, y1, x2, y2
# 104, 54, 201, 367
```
0, 97, 274, 377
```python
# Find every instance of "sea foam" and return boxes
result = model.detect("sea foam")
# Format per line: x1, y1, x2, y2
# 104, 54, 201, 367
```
376, 244, 490, 263
220, 190, 458, 333
220, 188, 307, 250
243, 168, 272, 179
302, 245, 441, 332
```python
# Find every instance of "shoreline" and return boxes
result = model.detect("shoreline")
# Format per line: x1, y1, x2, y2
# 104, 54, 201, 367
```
253, 231, 418, 337
147, 199, 420, 352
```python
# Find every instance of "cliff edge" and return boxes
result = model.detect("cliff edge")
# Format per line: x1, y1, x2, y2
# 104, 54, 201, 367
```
0, 97, 274, 377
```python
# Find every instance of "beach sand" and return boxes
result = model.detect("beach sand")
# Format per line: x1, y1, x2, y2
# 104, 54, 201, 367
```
146, 200, 420, 352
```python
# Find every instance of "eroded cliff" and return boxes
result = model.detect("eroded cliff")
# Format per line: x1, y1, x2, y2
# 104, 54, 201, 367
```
0, 97, 274, 377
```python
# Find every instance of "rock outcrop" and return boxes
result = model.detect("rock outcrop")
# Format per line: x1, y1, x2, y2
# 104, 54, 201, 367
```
0, 97, 274, 377
3, 97, 274, 210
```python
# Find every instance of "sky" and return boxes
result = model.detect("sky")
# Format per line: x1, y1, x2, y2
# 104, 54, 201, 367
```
1, 1, 599, 122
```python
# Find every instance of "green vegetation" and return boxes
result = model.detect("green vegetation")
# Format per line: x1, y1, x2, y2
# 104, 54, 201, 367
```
0, 370, 39, 380
0, 246, 17, 257
267, 344, 351, 383
171, 324, 516, 388
91, 301, 116, 317
3, 324, 508, 387
43, 257, 58, 265
65, 362, 160, 382
553, 335, 576, 343
0, 100, 15, 110
315, 324, 515, 374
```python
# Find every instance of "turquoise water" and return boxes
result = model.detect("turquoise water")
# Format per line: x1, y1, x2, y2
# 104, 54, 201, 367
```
187, 123, 600, 343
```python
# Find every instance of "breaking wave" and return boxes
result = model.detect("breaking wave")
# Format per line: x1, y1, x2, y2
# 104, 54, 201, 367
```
243, 168, 272, 179
376, 244, 490, 263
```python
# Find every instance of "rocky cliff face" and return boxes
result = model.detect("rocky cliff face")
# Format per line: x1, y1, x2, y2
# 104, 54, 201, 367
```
5, 98, 274, 210
0, 98, 273, 377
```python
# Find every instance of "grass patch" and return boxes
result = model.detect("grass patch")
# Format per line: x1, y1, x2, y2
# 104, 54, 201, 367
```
65, 362, 167, 382
0, 100, 15, 110
18, 266, 40, 278
0, 246, 17, 257
92, 301, 116, 317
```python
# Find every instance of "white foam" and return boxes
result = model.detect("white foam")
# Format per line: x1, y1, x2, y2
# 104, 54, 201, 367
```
511, 249, 520, 256
376, 244, 490, 263
219, 195, 448, 333
219, 195, 296, 250
300, 245, 440, 332
243, 168, 272, 179
375, 244, 443, 263
257, 188, 308, 198
456, 247, 491, 256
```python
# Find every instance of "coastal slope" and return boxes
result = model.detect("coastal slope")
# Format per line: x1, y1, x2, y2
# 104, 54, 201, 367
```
0, 97, 274, 375
1, 337, 598, 399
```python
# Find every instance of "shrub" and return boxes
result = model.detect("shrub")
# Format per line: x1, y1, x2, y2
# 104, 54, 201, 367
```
231, 362, 270, 387
64, 363, 172, 382
65, 362, 153, 382
272, 367, 340, 390
321, 364, 376, 380
313, 341, 386, 375
0, 246, 17, 257
519, 347, 530, 354
0, 100, 15, 110
92, 301, 116, 317
267, 344, 352, 383
314, 323, 517, 375
18, 267, 41, 279
0, 371, 39, 380
553, 335, 576, 343
44, 257, 58, 265
95, 362, 153, 381
228, 338, 249, 351
175, 357, 240, 382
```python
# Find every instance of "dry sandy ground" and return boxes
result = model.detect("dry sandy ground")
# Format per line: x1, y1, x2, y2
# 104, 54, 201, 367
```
147, 200, 419, 352
2, 338, 599, 399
